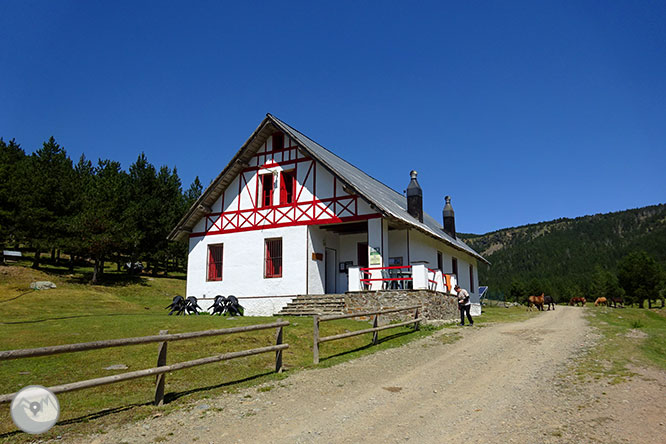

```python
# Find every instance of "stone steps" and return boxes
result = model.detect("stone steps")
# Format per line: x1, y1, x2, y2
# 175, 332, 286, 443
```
276, 294, 346, 316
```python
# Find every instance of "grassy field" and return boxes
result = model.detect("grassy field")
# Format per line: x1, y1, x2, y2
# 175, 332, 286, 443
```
0, 262, 439, 442
577, 305, 666, 383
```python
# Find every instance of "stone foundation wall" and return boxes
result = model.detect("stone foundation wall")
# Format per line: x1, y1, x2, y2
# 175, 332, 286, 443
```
344, 290, 459, 323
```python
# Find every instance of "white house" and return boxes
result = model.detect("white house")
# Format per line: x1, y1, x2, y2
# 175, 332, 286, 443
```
168, 114, 488, 316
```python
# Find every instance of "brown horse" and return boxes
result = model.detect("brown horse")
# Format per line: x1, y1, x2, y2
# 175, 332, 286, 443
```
594, 297, 607, 307
528, 293, 545, 311
569, 297, 586, 306
608, 296, 624, 308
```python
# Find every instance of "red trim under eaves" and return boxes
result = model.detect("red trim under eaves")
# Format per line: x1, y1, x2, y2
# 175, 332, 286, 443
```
189, 213, 381, 238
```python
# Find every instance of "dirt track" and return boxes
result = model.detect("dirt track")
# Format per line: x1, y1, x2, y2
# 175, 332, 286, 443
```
76, 306, 665, 444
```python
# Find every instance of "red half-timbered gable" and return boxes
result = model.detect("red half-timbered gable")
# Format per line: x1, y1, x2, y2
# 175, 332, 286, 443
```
190, 133, 380, 238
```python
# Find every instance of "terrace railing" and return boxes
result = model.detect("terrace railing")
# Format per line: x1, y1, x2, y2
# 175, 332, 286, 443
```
349, 264, 457, 292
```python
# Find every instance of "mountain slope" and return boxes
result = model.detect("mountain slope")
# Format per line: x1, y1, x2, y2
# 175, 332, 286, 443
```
459, 204, 666, 300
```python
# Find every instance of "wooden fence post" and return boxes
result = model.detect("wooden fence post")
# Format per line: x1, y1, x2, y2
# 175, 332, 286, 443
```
414, 307, 420, 330
313, 315, 320, 365
154, 330, 168, 406
275, 318, 284, 373
372, 315, 379, 345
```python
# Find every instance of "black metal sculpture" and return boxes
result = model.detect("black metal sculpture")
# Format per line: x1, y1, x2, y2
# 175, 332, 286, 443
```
165, 295, 186, 315
225, 295, 244, 316
206, 295, 244, 316
209, 295, 227, 315
185, 296, 203, 315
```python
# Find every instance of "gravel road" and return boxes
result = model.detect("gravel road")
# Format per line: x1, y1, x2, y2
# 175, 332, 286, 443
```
75, 306, 665, 444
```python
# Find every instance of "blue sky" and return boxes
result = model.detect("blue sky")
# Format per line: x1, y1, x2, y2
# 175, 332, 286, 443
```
1, 1, 664, 234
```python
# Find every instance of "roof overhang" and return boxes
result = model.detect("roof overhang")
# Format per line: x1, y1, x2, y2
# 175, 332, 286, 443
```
168, 116, 277, 242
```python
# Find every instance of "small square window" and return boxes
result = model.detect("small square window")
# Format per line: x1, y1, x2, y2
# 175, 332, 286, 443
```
265, 238, 282, 278
207, 244, 223, 281
259, 173, 273, 208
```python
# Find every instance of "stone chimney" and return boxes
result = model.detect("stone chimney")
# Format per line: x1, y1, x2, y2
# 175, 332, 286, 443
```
442, 195, 456, 238
406, 170, 423, 223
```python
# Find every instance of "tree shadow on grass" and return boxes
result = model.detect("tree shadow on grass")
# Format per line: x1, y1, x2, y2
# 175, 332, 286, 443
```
317, 329, 416, 363
0, 312, 164, 325
67, 272, 149, 287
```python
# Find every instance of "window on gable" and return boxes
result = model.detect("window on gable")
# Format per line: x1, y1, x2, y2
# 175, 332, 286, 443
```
280, 170, 296, 205
207, 244, 223, 281
259, 173, 273, 208
265, 238, 282, 278
273, 133, 284, 150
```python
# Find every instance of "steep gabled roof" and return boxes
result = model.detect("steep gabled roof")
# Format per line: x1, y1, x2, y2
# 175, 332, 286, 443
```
169, 114, 488, 264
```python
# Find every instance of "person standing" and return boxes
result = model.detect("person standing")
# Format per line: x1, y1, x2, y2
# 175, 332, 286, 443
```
455, 285, 473, 326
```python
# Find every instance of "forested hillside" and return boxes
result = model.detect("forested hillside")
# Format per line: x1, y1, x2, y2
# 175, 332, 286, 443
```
460, 204, 666, 303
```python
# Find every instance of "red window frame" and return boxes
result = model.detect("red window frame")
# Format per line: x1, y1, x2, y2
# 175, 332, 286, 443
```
265, 238, 282, 278
280, 170, 296, 205
259, 173, 273, 208
469, 264, 475, 293
207, 244, 223, 281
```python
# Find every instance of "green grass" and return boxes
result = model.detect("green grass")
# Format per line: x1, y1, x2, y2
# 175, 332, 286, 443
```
0, 263, 438, 442
575, 306, 666, 384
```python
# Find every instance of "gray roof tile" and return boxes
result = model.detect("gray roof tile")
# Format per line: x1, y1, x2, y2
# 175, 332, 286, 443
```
267, 114, 488, 264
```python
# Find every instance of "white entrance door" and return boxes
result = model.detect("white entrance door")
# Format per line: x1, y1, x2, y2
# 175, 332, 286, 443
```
325, 248, 337, 293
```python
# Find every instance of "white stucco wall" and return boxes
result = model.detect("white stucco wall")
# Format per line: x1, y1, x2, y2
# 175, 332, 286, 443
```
187, 225, 308, 316
406, 229, 479, 297
338, 232, 367, 292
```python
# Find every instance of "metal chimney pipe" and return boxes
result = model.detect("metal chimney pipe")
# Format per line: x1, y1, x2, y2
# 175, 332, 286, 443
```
443, 195, 456, 239
406, 170, 423, 223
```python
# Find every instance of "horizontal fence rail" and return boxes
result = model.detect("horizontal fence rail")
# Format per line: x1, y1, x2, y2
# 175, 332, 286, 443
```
0, 320, 289, 406
313, 306, 422, 364
0, 322, 288, 361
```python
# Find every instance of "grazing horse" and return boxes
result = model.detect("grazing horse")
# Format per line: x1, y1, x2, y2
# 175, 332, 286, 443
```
594, 297, 607, 307
544, 294, 555, 310
527, 293, 545, 311
608, 296, 624, 308
569, 297, 586, 306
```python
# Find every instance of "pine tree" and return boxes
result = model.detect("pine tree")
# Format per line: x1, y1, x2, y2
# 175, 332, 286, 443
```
617, 251, 663, 308
14, 137, 75, 268
0, 138, 26, 247
74, 159, 130, 284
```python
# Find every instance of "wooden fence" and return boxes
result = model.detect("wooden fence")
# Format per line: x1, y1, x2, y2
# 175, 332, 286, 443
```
0, 320, 289, 406
313, 306, 422, 364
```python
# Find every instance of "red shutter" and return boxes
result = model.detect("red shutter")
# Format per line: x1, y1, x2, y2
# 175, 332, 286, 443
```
280, 170, 295, 205
208, 247, 216, 281
280, 172, 287, 204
